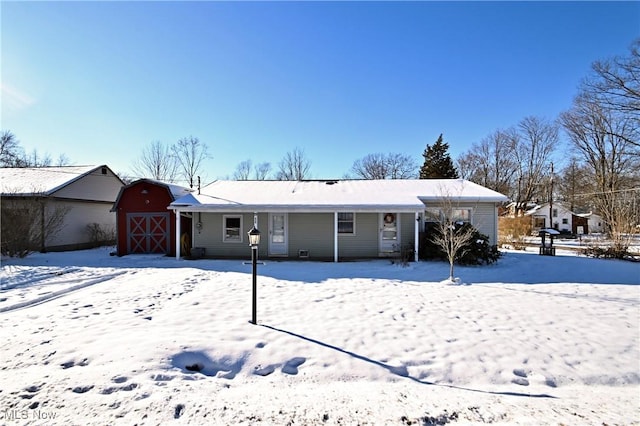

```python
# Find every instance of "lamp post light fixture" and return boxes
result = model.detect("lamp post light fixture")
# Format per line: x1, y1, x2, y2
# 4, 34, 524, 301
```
248, 225, 261, 325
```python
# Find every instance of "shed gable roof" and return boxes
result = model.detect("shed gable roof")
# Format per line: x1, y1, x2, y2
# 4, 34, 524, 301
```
111, 178, 192, 211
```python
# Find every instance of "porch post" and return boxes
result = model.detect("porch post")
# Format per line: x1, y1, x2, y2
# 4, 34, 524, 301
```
334, 211, 338, 263
414, 211, 419, 262
175, 209, 181, 260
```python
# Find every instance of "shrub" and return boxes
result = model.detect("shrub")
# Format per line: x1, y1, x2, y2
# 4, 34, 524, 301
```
420, 222, 501, 265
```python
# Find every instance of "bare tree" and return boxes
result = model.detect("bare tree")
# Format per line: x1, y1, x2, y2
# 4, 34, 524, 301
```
351, 153, 387, 179
0, 130, 23, 167
1, 131, 71, 168
233, 159, 271, 180
233, 159, 253, 180
131, 140, 178, 182
557, 157, 594, 212
276, 147, 311, 180
254, 162, 271, 180
172, 136, 210, 188
561, 94, 638, 251
456, 129, 517, 198
350, 153, 417, 179
583, 38, 639, 134
430, 189, 477, 283
512, 117, 559, 213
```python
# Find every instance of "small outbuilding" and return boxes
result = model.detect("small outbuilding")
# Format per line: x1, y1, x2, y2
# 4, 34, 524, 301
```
112, 179, 192, 257
538, 228, 560, 256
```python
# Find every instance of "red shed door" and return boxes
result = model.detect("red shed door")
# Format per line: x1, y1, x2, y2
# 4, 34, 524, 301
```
126, 213, 170, 254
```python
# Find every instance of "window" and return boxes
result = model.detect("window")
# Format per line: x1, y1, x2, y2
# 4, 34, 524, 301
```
552, 209, 558, 218
562, 218, 569, 225
223, 215, 243, 242
337, 212, 355, 234
452, 208, 472, 223
534, 217, 545, 228
424, 208, 441, 222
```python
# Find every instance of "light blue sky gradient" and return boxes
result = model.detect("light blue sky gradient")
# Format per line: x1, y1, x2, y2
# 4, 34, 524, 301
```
2, 1, 638, 184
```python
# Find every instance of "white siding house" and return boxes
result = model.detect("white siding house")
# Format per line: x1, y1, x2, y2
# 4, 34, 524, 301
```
1, 165, 124, 252
169, 179, 508, 262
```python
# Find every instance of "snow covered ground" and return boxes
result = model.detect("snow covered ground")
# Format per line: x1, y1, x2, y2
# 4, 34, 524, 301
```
0, 247, 638, 425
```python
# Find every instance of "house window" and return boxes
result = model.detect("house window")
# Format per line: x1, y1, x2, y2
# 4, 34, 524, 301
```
337, 212, 355, 234
562, 218, 569, 225
424, 208, 441, 222
223, 215, 243, 242
534, 217, 545, 228
452, 208, 472, 224
552, 209, 558, 218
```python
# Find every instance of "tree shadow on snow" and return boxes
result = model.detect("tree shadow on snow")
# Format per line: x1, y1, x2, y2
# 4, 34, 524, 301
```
262, 324, 557, 399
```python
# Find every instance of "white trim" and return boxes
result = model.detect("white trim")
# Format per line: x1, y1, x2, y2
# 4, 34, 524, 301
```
222, 214, 244, 243
334, 212, 338, 263
175, 209, 181, 260
414, 211, 419, 262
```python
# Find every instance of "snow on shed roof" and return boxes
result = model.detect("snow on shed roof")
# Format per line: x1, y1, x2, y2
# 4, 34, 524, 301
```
0, 165, 110, 196
170, 179, 508, 212
111, 178, 192, 211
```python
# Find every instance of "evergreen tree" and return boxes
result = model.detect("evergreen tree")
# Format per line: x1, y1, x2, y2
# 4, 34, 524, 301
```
419, 134, 459, 179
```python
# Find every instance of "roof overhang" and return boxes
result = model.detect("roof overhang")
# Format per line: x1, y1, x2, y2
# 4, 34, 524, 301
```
169, 204, 424, 214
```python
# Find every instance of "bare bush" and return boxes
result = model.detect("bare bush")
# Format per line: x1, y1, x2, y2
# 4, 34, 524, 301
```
1, 196, 69, 257
498, 216, 532, 250
86, 223, 115, 248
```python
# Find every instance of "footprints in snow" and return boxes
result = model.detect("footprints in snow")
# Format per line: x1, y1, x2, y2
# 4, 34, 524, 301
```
254, 357, 307, 377
100, 376, 140, 394
171, 344, 308, 379
511, 368, 556, 387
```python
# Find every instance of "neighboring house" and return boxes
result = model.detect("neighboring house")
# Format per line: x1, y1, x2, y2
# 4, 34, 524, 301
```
525, 202, 604, 234
169, 179, 508, 262
111, 179, 192, 256
0, 165, 124, 252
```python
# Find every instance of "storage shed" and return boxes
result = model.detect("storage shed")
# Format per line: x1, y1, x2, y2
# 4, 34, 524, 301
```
112, 179, 192, 256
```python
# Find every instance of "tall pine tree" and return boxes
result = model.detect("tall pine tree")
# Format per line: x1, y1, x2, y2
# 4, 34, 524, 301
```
419, 134, 459, 179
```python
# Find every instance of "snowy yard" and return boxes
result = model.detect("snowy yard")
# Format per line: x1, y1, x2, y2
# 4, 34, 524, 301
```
0, 248, 638, 425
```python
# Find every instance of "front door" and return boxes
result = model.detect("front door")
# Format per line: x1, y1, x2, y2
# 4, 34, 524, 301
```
379, 212, 399, 254
269, 213, 288, 256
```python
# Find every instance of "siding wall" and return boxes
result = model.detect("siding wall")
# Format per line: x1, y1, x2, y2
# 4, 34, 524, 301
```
53, 167, 123, 202
46, 199, 116, 249
190, 212, 421, 260
337, 213, 378, 258
399, 213, 416, 250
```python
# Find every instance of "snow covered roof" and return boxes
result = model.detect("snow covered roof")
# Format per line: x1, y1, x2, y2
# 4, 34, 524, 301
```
170, 179, 508, 212
111, 178, 193, 211
0, 165, 116, 196
130, 178, 192, 198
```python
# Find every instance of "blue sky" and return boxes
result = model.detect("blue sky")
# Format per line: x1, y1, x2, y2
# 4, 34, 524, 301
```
2, 1, 638, 184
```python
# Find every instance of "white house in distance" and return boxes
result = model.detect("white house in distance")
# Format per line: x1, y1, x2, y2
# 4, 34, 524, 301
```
0, 165, 124, 251
169, 179, 508, 262
525, 202, 604, 235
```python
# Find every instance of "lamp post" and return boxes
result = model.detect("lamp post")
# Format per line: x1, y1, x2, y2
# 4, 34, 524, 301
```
247, 225, 261, 325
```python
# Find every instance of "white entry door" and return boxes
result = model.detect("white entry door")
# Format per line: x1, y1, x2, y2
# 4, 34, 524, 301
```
269, 213, 288, 256
379, 212, 399, 254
